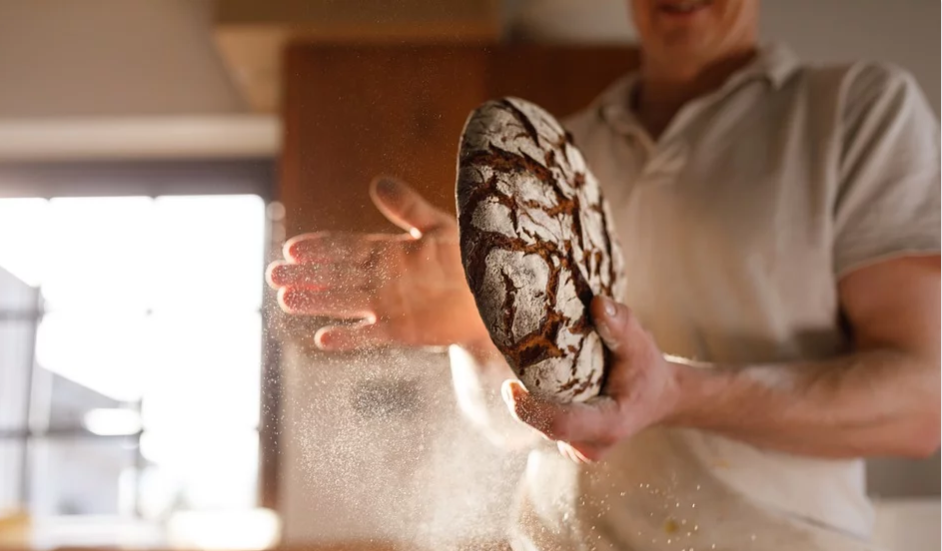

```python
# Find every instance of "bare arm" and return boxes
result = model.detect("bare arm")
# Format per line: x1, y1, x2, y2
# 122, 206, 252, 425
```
667, 255, 940, 458
504, 256, 941, 462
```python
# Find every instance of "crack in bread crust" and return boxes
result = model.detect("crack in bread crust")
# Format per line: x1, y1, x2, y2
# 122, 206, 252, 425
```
456, 97, 626, 402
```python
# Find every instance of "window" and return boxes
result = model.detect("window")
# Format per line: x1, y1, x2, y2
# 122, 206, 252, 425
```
0, 161, 277, 542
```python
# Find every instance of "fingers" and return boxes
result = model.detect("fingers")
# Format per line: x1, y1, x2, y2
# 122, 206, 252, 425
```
369, 176, 453, 237
496, 299, 645, 465
272, 233, 406, 319
267, 261, 368, 291
501, 380, 620, 445
557, 441, 606, 464
314, 322, 392, 351
557, 441, 584, 463
284, 232, 407, 264
277, 287, 374, 318
503, 381, 615, 464
567, 441, 607, 463
283, 232, 370, 264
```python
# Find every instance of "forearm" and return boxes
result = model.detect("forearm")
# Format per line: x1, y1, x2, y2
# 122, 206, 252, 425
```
449, 339, 543, 450
667, 348, 941, 459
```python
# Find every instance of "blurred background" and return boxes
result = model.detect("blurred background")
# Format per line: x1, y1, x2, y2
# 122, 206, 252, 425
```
0, 1, 938, 551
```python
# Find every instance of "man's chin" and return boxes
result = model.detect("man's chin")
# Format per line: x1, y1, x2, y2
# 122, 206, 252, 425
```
649, 41, 711, 66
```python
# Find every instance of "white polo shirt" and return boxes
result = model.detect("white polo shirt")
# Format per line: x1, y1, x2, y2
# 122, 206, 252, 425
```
509, 44, 941, 551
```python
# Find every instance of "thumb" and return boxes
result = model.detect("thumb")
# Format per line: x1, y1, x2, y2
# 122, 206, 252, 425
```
369, 176, 452, 237
590, 296, 632, 355
501, 379, 620, 443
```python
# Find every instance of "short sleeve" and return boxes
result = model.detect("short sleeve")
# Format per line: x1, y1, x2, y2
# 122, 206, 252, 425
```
833, 63, 941, 277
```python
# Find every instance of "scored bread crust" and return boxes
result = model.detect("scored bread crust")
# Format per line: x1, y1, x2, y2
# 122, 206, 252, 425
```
456, 97, 626, 403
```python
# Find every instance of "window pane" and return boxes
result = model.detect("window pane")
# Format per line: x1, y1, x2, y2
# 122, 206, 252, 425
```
0, 198, 47, 308
42, 366, 134, 431
0, 440, 24, 511
139, 430, 258, 516
42, 197, 155, 312
141, 313, 261, 431
29, 437, 137, 517
35, 312, 149, 404
0, 264, 41, 314
153, 195, 265, 311
0, 321, 36, 430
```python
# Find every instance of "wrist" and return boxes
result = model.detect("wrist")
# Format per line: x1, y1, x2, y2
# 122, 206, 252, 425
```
660, 357, 723, 428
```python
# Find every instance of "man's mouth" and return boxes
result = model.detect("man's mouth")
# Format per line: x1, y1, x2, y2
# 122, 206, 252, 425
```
656, 0, 713, 15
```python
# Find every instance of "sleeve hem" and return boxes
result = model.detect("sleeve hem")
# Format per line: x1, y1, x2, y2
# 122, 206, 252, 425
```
835, 245, 941, 280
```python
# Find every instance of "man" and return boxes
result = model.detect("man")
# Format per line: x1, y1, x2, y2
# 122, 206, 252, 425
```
267, 0, 940, 548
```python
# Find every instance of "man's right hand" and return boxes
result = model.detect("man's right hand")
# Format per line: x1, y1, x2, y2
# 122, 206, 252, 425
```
266, 177, 491, 351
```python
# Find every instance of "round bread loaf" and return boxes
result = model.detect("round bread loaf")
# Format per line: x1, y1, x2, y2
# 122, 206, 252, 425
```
456, 97, 626, 403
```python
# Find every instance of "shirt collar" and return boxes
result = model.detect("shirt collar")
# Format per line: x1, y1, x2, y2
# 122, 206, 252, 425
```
598, 43, 801, 133
736, 42, 801, 89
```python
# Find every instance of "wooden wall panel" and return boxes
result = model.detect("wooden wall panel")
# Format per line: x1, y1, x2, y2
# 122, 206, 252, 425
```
485, 45, 640, 119
281, 45, 489, 236
280, 44, 638, 237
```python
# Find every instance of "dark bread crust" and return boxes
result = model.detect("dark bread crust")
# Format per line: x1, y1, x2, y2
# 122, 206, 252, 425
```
456, 98, 625, 402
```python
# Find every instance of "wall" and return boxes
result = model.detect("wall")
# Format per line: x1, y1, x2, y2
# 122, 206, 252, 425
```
760, 0, 940, 115
0, 0, 244, 118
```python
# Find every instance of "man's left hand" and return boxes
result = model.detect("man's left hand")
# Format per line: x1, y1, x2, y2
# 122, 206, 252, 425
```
501, 296, 681, 463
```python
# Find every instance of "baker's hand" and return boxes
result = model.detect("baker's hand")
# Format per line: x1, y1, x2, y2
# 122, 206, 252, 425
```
501, 296, 681, 463
266, 177, 490, 350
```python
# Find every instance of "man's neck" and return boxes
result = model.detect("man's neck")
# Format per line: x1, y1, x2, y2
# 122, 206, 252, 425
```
634, 47, 758, 139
